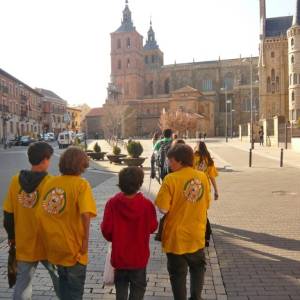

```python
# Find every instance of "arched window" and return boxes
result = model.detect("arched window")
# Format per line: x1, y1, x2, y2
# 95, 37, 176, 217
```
267, 77, 271, 93
291, 55, 295, 64
127, 59, 130, 68
145, 56, 148, 64
223, 72, 235, 90
271, 69, 275, 81
118, 60, 122, 70
271, 52, 275, 58
164, 79, 170, 94
276, 76, 280, 92
291, 38, 295, 47
117, 39, 121, 49
127, 38, 131, 48
294, 73, 298, 85
149, 81, 154, 95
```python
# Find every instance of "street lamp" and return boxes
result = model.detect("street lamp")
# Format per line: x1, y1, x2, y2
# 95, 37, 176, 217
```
220, 86, 231, 143
231, 109, 235, 138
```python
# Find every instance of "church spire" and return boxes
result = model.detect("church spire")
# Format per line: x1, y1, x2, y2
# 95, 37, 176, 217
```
144, 19, 159, 50
293, 0, 300, 26
116, 0, 135, 32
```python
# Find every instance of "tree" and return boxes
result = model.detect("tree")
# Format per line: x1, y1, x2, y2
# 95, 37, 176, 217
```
159, 110, 200, 136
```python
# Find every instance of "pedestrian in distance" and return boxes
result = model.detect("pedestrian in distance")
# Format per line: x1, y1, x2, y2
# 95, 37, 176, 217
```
194, 141, 219, 247
155, 144, 210, 300
2, 142, 60, 300
101, 167, 158, 300
259, 127, 264, 146
36, 147, 97, 300
152, 132, 160, 147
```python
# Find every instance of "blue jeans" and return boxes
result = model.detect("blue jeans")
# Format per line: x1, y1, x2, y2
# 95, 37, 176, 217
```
13, 260, 60, 300
57, 263, 86, 300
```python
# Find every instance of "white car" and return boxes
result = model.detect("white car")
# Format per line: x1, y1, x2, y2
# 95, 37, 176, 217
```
57, 131, 75, 149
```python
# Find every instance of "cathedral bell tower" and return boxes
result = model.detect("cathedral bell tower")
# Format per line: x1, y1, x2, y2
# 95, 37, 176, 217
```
110, 0, 145, 102
288, 0, 300, 122
143, 20, 164, 68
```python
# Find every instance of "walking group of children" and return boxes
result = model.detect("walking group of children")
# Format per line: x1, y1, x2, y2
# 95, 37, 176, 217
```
3, 133, 218, 300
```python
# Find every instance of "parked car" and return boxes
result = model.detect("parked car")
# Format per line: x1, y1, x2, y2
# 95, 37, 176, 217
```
57, 131, 75, 149
47, 132, 55, 141
20, 136, 36, 146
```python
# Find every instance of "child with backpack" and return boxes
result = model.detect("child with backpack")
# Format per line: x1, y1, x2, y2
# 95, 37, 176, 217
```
101, 167, 158, 300
2, 142, 60, 299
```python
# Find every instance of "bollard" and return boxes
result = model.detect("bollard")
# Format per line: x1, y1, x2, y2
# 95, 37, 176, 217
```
280, 148, 284, 168
249, 149, 252, 168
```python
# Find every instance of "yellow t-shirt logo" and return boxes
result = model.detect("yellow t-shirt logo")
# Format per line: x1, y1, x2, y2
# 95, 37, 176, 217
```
43, 188, 66, 215
183, 178, 204, 203
17, 190, 39, 208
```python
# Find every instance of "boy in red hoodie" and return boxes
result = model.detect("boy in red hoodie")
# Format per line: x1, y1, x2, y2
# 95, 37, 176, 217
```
101, 167, 158, 300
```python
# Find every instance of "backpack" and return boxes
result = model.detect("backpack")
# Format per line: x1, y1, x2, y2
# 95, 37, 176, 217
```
157, 140, 172, 180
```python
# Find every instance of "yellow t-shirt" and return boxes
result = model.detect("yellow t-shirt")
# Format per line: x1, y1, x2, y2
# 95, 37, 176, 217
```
36, 175, 97, 267
193, 154, 218, 179
3, 173, 51, 262
155, 167, 211, 255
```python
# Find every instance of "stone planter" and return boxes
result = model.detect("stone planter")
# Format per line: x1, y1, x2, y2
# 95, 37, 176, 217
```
121, 157, 147, 167
106, 154, 127, 164
89, 152, 107, 161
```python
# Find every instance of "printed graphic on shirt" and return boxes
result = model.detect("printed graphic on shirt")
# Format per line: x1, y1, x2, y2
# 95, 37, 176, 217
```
183, 178, 204, 203
197, 160, 208, 172
43, 188, 66, 215
17, 189, 39, 208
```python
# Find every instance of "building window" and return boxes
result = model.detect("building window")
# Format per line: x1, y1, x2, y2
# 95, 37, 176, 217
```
271, 69, 275, 81
223, 72, 234, 90
127, 38, 131, 48
127, 59, 130, 68
276, 76, 280, 92
117, 39, 121, 49
294, 73, 297, 85
118, 60, 122, 70
291, 38, 295, 47
267, 77, 271, 93
271, 83, 275, 94
164, 79, 170, 94
291, 55, 295, 64
10, 121, 14, 134
202, 77, 213, 91
271, 52, 275, 58
145, 56, 148, 64
149, 81, 154, 95
152, 55, 155, 63
292, 91, 295, 102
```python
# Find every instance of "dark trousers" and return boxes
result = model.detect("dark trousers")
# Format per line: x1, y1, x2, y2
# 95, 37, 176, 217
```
205, 218, 212, 247
57, 263, 87, 300
115, 269, 147, 300
167, 249, 206, 300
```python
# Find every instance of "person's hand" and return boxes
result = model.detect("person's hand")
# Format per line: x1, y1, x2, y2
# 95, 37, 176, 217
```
8, 239, 15, 247
214, 193, 219, 201
80, 238, 88, 255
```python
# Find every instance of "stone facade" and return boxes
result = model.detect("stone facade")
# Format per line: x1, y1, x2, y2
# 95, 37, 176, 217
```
0, 68, 43, 140
67, 106, 82, 133
259, 0, 300, 123
103, 1, 259, 138
85, 107, 104, 138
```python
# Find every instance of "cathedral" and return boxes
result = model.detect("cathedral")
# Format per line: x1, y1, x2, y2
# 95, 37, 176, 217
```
103, 1, 266, 138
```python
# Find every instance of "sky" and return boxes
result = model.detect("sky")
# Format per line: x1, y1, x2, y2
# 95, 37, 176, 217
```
0, 0, 295, 107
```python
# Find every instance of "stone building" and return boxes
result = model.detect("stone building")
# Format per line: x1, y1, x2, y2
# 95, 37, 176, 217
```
85, 107, 104, 138
102, 1, 259, 138
67, 106, 82, 133
0, 68, 43, 140
259, 0, 300, 124
36, 88, 68, 135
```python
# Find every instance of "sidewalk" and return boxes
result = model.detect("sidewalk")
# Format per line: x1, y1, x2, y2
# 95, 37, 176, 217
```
0, 140, 227, 299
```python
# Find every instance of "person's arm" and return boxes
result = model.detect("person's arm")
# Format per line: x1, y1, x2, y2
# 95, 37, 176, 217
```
149, 203, 158, 234
209, 176, 219, 200
80, 213, 91, 255
3, 179, 15, 246
101, 201, 113, 242
155, 178, 172, 214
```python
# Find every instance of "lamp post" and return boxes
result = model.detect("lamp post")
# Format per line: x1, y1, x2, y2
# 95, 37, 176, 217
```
221, 86, 231, 143
231, 108, 235, 138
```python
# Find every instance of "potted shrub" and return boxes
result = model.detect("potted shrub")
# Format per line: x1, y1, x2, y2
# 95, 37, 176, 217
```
121, 141, 146, 167
106, 145, 127, 164
90, 142, 106, 161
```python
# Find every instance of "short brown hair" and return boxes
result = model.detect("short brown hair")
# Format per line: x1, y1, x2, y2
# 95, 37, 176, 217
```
28, 142, 53, 166
167, 144, 194, 167
118, 167, 144, 195
59, 147, 89, 175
